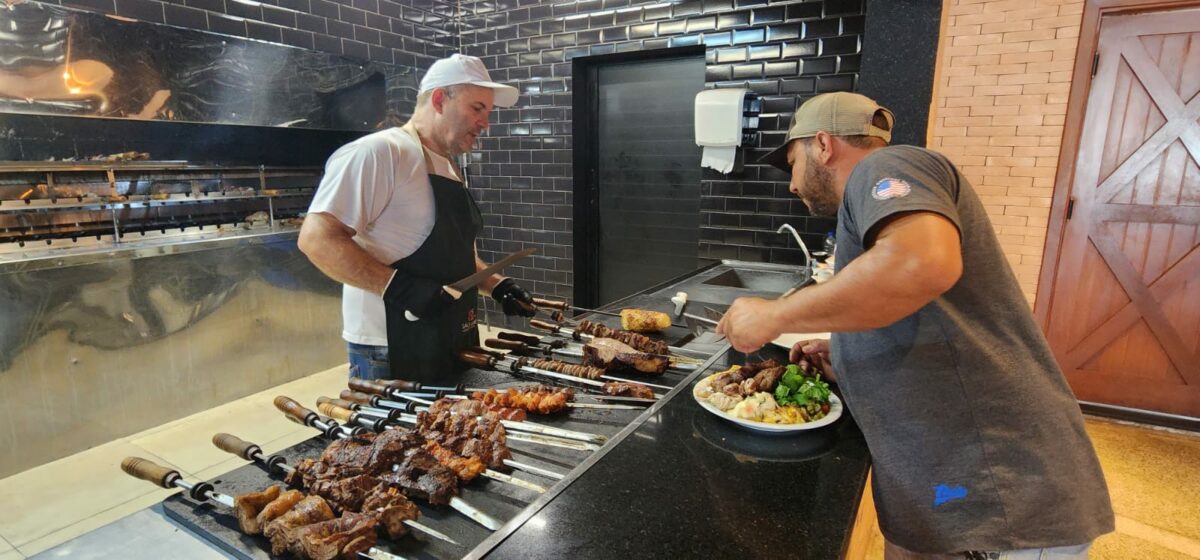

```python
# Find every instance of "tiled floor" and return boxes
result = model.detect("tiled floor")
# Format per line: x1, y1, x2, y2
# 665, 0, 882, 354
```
1, 348, 1197, 559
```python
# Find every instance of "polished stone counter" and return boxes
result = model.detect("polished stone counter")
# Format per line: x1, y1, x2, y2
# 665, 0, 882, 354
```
477, 344, 871, 560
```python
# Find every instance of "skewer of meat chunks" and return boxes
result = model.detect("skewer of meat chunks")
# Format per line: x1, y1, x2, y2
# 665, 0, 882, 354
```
274, 396, 504, 531
527, 319, 705, 365
366, 374, 658, 405
494, 331, 700, 372
315, 399, 550, 494
458, 349, 673, 393
336, 391, 602, 454
211, 432, 457, 546
120, 456, 409, 560
350, 378, 609, 445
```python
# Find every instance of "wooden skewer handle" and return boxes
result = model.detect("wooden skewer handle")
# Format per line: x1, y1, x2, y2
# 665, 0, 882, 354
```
458, 351, 495, 368
532, 297, 568, 310
121, 456, 180, 489
211, 433, 260, 460
497, 331, 541, 346
319, 397, 361, 411
317, 402, 355, 423
273, 396, 316, 426
529, 319, 561, 333
339, 390, 375, 405
378, 379, 422, 392
348, 377, 389, 396
485, 338, 526, 351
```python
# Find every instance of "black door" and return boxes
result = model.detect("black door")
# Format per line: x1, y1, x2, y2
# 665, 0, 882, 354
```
574, 49, 705, 307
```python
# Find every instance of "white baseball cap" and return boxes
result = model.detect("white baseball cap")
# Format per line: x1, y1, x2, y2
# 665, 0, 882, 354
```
419, 54, 519, 107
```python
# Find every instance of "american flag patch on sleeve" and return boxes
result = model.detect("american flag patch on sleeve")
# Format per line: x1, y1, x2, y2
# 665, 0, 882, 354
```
871, 178, 912, 200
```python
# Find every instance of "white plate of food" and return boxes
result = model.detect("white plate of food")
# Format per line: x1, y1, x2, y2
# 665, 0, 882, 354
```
770, 331, 831, 351
692, 363, 842, 434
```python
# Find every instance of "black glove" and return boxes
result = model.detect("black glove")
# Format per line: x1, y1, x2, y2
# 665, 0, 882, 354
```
491, 278, 536, 317
382, 270, 453, 320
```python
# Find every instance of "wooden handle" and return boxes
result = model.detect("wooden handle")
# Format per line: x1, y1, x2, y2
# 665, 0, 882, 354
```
529, 319, 560, 333
339, 390, 375, 405
497, 331, 541, 346
514, 298, 538, 315
458, 351, 494, 368
273, 396, 315, 426
379, 379, 421, 392
532, 297, 568, 310
317, 402, 355, 423
348, 377, 388, 396
326, 395, 357, 410
121, 456, 180, 489
485, 338, 526, 351
211, 433, 259, 460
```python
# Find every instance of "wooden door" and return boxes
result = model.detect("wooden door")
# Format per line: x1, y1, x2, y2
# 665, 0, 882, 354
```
1041, 6, 1200, 417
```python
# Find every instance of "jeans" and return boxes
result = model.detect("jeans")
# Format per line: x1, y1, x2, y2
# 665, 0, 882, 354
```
885, 541, 1092, 560
347, 342, 390, 380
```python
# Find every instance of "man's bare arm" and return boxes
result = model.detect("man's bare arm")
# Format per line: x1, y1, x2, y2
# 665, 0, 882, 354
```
298, 212, 394, 295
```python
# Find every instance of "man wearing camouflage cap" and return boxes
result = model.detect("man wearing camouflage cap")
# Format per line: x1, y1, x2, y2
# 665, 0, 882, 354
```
717, 92, 1113, 559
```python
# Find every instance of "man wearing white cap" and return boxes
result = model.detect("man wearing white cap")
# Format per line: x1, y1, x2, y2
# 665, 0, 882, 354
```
299, 54, 534, 382
717, 92, 1113, 559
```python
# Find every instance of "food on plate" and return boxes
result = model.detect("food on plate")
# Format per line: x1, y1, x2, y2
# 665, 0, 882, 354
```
619, 309, 672, 332
694, 359, 833, 425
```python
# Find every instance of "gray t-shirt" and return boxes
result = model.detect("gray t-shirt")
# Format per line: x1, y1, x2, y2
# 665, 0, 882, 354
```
831, 145, 1113, 553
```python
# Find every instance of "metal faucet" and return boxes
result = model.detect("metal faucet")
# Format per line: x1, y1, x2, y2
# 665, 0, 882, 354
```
776, 223, 812, 270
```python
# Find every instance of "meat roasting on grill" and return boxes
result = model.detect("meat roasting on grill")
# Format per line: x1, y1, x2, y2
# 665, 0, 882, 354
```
582, 337, 669, 374
576, 320, 670, 355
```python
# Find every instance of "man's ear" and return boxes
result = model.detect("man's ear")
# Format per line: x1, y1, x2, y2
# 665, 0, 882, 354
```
430, 88, 449, 114
813, 131, 835, 166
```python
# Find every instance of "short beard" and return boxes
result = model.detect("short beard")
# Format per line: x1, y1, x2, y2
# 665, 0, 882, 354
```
801, 149, 839, 217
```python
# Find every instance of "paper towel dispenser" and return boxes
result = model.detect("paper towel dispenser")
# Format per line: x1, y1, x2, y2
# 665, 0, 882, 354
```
694, 88, 760, 173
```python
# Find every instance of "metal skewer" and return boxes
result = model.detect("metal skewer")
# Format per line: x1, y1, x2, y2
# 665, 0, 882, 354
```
366, 373, 658, 404
210, 433, 458, 546
464, 349, 674, 393
396, 390, 644, 411
528, 319, 707, 360
315, 400, 550, 494
121, 456, 410, 559
350, 380, 610, 444
274, 396, 505, 531
334, 394, 603, 453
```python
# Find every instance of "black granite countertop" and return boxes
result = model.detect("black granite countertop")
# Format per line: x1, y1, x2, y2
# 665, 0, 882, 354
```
479, 343, 872, 560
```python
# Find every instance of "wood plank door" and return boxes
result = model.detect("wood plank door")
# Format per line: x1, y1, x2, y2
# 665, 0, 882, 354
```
1041, 6, 1200, 417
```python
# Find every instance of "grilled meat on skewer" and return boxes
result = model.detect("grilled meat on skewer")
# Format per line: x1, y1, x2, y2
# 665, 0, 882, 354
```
576, 320, 669, 355
582, 338, 669, 374
525, 357, 606, 380
265, 495, 335, 556
429, 396, 527, 421
414, 408, 512, 470
234, 484, 282, 535
287, 430, 460, 506
423, 440, 487, 481
602, 382, 657, 400
288, 511, 378, 560
470, 387, 575, 415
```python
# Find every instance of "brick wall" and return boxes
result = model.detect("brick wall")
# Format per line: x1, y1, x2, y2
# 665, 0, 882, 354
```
458, 0, 871, 318
927, 0, 1084, 302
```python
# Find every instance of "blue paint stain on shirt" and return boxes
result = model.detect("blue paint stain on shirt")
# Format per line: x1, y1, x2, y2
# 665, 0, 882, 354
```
934, 484, 968, 506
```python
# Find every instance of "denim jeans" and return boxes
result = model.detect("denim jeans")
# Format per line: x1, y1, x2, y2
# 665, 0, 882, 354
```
347, 342, 390, 380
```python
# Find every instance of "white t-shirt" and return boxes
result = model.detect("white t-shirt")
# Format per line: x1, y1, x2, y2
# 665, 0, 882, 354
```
307, 126, 460, 346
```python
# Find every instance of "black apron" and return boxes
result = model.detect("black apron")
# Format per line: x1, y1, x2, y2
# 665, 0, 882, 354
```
383, 123, 482, 383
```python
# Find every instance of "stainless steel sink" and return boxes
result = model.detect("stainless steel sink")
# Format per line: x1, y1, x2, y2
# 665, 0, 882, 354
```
701, 269, 803, 292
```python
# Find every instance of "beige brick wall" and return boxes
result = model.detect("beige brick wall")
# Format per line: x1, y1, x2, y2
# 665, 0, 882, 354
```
927, 0, 1086, 302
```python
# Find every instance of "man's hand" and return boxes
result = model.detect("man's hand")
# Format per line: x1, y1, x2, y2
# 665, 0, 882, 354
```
492, 278, 536, 317
382, 271, 452, 319
715, 297, 783, 353
790, 338, 836, 382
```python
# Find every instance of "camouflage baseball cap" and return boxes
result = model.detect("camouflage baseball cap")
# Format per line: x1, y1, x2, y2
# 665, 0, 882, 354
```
758, 92, 895, 172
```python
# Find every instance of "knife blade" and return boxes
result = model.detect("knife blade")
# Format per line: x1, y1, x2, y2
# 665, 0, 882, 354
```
445, 247, 537, 297
405, 248, 536, 321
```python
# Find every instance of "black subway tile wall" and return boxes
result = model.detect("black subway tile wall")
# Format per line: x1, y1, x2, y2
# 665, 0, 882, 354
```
460, 0, 867, 317
34, 0, 459, 70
